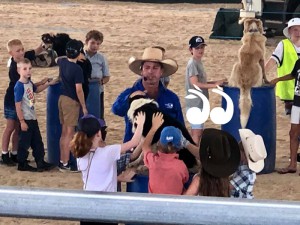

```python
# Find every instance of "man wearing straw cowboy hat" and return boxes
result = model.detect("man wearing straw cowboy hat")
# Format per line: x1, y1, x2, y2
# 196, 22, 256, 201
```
112, 47, 184, 174
112, 47, 184, 142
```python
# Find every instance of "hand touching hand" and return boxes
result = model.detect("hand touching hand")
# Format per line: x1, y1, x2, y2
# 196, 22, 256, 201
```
151, 112, 164, 131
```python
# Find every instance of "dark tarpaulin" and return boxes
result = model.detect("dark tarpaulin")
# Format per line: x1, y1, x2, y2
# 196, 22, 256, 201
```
210, 8, 243, 40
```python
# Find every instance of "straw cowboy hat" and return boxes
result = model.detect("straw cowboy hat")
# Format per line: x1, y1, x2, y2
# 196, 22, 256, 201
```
128, 47, 178, 77
239, 129, 267, 173
200, 128, 240, 178
283, 18, 300, 38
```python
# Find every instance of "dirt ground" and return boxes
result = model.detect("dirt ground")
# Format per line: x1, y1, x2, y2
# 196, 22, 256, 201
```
0, 1, 298, 224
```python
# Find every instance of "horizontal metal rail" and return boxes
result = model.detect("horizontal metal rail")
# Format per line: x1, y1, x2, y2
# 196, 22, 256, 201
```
0, 186, 300, 224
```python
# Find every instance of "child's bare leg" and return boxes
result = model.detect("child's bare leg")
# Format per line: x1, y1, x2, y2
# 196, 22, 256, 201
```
277, 124, 300, 174
60, 125, 74, 164
2, 119, 17, 152
191, 129, 203, 146
288, 124, 300, 169
11, 121, 20, 153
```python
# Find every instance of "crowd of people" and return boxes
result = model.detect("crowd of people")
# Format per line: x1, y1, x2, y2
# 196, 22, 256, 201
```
2, 16, 300, 223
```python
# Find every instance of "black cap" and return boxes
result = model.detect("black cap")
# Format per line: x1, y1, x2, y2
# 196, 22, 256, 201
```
66, 39, 82, 59
78, 115, 107, 139
189, 36, 207, 48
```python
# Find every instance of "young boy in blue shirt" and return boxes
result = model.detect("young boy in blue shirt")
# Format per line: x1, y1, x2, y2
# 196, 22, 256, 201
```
2, 39, 44, 166
14, 58, 57, 172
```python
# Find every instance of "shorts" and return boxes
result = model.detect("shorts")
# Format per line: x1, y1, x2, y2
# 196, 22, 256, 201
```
4, 105, 18, 120
186, 107, 204, 129
58, 95, 80, 126
191, 123, 204, 129
291, 105, 300, 124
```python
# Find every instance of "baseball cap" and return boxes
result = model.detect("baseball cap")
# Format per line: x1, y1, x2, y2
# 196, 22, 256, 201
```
189, 36, 207, 48
66, 39, 82, 59
78, 114, 107, 139
159, 126, 182, 149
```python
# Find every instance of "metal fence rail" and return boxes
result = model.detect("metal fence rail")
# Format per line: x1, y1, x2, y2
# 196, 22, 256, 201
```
0, 186, 300, 224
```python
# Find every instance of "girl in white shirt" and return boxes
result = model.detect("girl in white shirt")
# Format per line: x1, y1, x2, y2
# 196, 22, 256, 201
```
70, 113, 145, 225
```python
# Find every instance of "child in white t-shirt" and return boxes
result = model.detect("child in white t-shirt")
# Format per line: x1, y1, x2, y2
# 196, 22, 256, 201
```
70, 113, 145, 225
71, 112, 145, 192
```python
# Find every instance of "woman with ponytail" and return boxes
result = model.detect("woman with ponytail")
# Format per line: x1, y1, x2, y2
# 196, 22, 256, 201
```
70, 113, 145, 225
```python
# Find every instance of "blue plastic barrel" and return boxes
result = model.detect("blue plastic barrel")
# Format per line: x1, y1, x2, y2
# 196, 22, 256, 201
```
127, 174, 149, 193
86, 80, 101, 118
221, 85, 276, 174
46, 82, 62, 166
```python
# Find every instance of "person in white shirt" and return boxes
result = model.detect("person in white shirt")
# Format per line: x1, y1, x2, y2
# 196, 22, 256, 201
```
70, 113, 145, 225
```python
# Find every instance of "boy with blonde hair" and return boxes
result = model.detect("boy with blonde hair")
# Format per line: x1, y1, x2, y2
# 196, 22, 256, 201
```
15, 58, 56, 171
1, 39, 44, 167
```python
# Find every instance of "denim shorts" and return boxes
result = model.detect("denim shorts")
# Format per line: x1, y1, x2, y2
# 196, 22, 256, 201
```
191, 123, 204, 129
4, 105, 18, 120
186, 107, 204, 129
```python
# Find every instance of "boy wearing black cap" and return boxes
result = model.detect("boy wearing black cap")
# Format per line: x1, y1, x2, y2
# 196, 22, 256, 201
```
57, 39, 88, 172
185, 36, 226, 145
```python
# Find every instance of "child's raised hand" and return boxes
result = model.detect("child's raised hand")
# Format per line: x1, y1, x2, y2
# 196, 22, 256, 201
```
135, 112, 145, 126
151, 112, 164, 131
48, 78, 59, 86
40, 77, 49, 85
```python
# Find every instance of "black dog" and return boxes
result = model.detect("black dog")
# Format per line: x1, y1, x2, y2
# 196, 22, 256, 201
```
41, 33, 71, 57
127, 95, 197, 169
